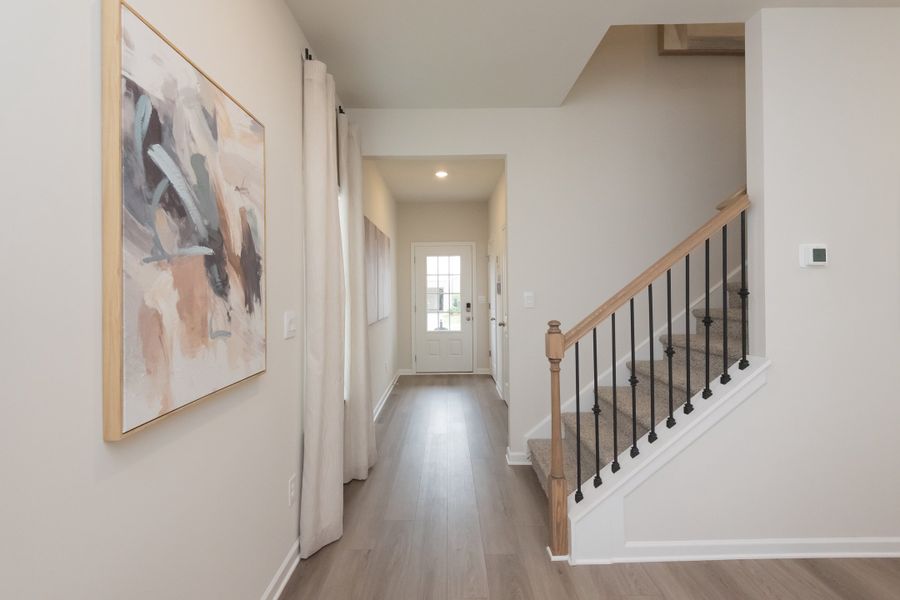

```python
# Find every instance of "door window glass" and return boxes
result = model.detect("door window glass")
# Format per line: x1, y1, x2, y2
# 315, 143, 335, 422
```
425, 255, 461, 332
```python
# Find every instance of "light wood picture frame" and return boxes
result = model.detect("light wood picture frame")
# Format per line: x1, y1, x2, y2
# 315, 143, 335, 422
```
658, 24, 745, 56
102, 0, 267, 441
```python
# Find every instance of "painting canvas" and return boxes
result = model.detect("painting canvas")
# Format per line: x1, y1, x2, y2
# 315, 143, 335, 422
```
103, 1, 265, 439
364, 217, 391, 324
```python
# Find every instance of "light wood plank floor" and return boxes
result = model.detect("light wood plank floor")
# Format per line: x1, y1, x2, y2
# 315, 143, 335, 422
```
282, 375, 900, 600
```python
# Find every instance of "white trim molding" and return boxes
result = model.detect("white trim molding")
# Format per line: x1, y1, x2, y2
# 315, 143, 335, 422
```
585, 537, 900, 565
373, 372, 401, 421
506, 446, 532, 466
260, 538, 299, 600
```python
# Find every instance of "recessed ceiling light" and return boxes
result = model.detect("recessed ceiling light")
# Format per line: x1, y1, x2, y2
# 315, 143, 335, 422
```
435, 170, 448, 179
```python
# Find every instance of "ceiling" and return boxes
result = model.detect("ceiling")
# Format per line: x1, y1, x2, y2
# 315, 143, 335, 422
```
370, 157, 505, 203
286, 0, 899, 109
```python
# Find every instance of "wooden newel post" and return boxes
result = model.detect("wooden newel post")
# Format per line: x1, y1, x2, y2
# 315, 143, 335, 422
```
546, 320, 569, 557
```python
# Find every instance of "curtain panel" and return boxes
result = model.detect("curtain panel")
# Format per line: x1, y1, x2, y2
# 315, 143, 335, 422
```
339, 114, 377, 483
299, 59, 345, 559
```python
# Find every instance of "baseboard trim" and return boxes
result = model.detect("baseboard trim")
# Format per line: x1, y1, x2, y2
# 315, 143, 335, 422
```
373, 372, 400, 421
403, 370, 491, 376
568, 537, 900, 565
260, 538, 300, 600
506, 447, 531, 466
546, 547, 570, 562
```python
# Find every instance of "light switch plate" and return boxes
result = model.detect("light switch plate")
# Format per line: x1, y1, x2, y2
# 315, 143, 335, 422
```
283, 311, 297, 339
523, 291, 535, 309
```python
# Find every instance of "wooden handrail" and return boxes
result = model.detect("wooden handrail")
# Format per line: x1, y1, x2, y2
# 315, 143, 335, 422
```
562, 189, 750, 349
715, 187, 748, 211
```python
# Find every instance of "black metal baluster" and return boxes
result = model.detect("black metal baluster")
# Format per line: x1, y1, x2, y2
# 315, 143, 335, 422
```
629, 299, 640, 458
665, 269, 676, 427
739, 211, 750, 370
648, 285, 657, 443
702, 239, 713, 399
684, 255, 694, 414
721, 225, 732, 385
574, 341, 583, 502
592, 328, 601, 487
611, 314, 620, 473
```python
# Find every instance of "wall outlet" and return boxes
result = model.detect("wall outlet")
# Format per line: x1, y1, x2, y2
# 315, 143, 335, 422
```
288, 474, 298, 507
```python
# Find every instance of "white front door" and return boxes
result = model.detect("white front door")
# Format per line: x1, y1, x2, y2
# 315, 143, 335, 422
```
413, 243, 474, 373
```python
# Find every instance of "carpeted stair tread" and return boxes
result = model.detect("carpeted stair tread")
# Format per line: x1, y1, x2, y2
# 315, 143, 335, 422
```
630, 354, 740, 397
597, 384, 681, 433
692, 307, 743, 322
662, 333, 743, 361
527, 438, 585, 496
561, 404, 648, 486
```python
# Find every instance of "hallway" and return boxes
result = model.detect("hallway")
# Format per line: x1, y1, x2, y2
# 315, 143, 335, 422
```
283, 376, 900, 599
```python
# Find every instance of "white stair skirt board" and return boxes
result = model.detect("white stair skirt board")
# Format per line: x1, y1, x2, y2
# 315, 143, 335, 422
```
260, 538, 299, 600
506, 447, 532, 466
568, 357, 774, 564
524, 267, 741, 444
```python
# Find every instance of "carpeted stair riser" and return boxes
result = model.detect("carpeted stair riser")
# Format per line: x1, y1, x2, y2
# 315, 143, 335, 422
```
692, 307, 743, 337
562, 405, 647, 484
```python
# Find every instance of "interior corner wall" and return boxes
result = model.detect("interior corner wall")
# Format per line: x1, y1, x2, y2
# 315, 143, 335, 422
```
395, 201, 491, 372
352, 25, 746, 454
624, 7, 900, 547
362, 160, 399, 403
1, 2, 308, 598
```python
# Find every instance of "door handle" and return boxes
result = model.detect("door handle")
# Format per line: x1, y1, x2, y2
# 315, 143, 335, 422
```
497, 321, 506, 327
490, 317, 496, 322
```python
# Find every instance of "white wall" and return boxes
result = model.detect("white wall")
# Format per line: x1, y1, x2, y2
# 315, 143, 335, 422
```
395, 201, 491, 372
362, 160, 399, 405
626, 8, 900, 548
353, 25, 747, 454
0, 1, 308, 598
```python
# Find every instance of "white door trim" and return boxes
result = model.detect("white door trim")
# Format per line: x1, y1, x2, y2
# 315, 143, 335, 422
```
411, 241, 477, 374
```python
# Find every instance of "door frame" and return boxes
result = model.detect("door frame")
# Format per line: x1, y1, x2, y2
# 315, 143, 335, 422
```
411, 241, 477, 374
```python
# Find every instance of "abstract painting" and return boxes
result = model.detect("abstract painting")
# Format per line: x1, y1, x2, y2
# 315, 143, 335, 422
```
364, 217, 391, 325
103, 1, 265, 439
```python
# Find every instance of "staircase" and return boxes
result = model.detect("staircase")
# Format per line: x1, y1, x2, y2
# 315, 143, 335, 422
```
534, 188, 755, 559
527, 283, 744, 497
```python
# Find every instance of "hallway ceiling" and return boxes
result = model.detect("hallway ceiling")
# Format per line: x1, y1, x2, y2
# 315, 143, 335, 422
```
286, 0, 900, 109
371, 157, 504, 203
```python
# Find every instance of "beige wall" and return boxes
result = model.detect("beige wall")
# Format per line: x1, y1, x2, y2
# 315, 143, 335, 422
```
627, 7, 900, 546
396, 201, 491, 372
353, 25, 747, 453
1, 1, 308, 598
362, 160, 399, 405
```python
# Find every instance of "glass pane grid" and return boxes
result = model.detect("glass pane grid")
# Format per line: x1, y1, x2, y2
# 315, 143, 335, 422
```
425, 254, 462, 332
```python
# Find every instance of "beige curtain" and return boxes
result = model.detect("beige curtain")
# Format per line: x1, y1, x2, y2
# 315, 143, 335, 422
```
299, 59, 345, 559
338, 114, 377, 483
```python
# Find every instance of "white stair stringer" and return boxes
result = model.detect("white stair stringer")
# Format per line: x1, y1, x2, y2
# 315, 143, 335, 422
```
567, 356, 771, 565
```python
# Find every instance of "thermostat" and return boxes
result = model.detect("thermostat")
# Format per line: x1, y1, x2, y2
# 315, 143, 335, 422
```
799, 244, 828, 267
